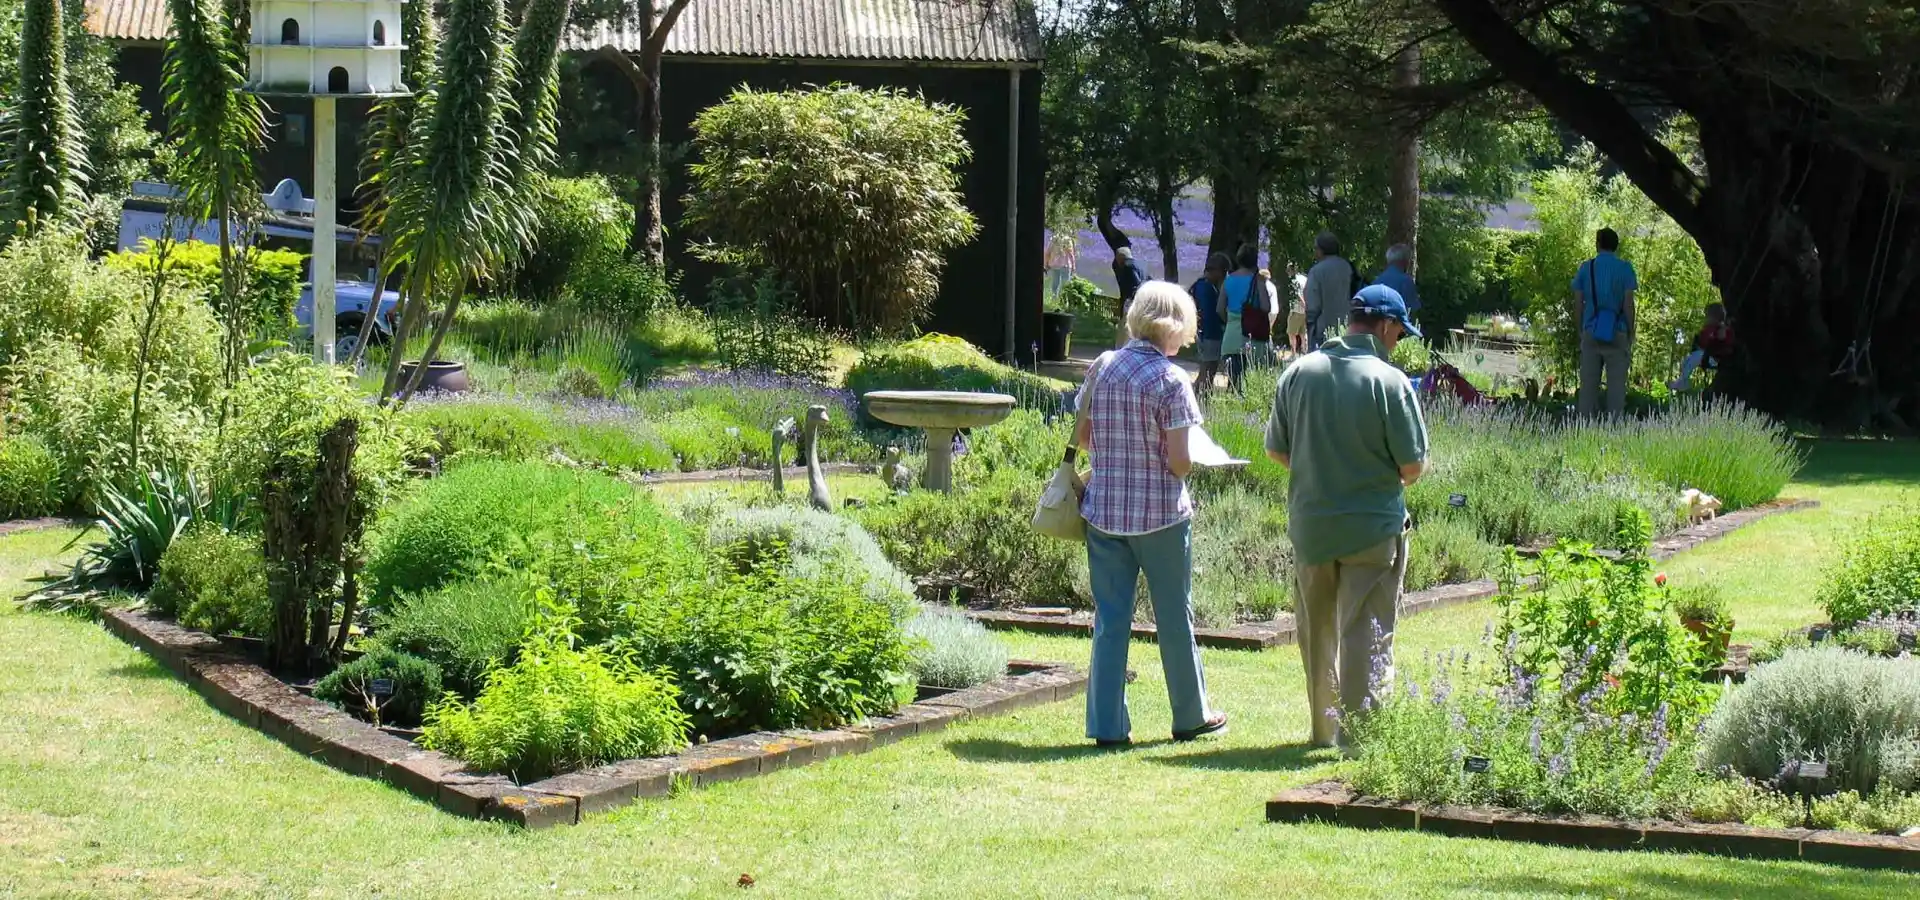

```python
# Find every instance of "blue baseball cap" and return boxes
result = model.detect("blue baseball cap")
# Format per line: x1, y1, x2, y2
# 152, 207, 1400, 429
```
1351, 284, 1423, 338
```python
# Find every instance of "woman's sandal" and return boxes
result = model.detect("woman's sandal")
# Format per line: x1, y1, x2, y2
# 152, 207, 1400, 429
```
1172, 713, 1229, 742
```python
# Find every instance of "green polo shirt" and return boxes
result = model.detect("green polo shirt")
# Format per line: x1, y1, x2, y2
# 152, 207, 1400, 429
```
1265, 334, 1429, 566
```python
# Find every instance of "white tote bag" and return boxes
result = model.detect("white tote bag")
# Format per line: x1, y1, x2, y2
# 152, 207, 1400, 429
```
1031, 448, 1088, 541
1031, 355, 1109, 542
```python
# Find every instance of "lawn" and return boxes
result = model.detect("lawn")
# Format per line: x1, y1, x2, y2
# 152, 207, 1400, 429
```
0, 441, 1914, 899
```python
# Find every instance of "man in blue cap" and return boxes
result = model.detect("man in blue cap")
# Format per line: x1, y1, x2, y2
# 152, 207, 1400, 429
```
1264, 283, 1429, 753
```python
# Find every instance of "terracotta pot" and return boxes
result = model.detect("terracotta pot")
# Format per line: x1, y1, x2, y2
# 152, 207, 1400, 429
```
399, 359, 471, 394
1683, 616, 1733, 663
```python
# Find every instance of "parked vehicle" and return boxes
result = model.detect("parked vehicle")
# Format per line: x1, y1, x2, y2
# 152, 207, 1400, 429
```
118, 180, 401, 358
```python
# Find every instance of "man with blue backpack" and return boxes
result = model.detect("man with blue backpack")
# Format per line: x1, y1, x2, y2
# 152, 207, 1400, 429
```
1572, 228, 1638, 416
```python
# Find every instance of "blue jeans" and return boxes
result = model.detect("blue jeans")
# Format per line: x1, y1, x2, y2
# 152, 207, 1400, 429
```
1085, 521, 1212, 740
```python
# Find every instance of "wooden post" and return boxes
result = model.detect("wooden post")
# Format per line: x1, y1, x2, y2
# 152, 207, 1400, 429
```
1004, 67, 1021, 363
313, 96, 338, 364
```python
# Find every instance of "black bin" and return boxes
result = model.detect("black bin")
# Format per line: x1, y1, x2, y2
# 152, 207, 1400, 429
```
1042, 311, 1075, 362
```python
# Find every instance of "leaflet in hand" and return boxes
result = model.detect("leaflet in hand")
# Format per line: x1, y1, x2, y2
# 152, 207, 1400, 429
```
1188, 425, 1248, 468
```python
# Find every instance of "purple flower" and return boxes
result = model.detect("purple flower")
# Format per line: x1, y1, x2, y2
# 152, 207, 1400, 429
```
1527, 718, 1543, 759
1547, 754, 1570, 778
1324, 706, 1343, 723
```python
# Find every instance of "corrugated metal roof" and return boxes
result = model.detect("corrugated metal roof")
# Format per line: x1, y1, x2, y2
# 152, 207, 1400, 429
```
85, 0, 1044, 63
85, 0, 167, 43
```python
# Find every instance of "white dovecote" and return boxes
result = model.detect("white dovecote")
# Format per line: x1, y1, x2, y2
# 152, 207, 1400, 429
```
246, 0, 408, 97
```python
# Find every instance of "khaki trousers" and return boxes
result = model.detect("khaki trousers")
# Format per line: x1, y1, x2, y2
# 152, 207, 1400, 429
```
1578, 331, 1632, 417
1294, 533, 1407, 747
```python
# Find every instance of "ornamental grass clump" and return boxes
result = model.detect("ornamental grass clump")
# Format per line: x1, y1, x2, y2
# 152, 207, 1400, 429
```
1817, 504, 1920, 627
1700, 646, 1920, 797
422, 603, 690, 781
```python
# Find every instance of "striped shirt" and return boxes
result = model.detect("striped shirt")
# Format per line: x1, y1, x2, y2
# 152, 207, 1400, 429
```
1078, 340, 1203, 535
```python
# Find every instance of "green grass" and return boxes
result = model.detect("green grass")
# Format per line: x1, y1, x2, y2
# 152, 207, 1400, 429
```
0, 442, 1915, 898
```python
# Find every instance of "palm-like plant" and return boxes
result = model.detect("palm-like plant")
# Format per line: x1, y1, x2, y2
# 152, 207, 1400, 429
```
378, 0, 573, 403
163, 0, 266, 397
347, 0, 440, 367
3, 0, 87, 240
379, 0, 522, 402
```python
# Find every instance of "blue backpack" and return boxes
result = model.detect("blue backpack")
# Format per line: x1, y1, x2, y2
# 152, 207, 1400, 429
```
1587, 259, 1620, 343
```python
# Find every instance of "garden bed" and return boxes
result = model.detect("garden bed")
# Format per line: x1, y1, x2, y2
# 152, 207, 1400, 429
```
1266, 781, 1920, 872
960, 499, 1819, 650
100, 607, 1085, 829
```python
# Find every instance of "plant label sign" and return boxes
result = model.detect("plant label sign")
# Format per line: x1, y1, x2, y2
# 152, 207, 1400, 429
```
1448, 493, 1468, 509
1899, 631, 1916, 651
1463, 756, 1492, 774
370, 679, 395, 697
1798, 761, 1829, 780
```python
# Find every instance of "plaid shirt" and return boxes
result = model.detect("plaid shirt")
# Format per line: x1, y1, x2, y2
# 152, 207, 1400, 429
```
1079, 340, 1203, 535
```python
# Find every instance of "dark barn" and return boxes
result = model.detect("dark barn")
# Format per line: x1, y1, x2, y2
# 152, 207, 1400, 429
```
85, 0, 1046, 361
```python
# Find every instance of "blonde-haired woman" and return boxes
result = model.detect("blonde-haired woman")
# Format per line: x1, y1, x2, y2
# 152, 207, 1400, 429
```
1071, 281, 1227, 747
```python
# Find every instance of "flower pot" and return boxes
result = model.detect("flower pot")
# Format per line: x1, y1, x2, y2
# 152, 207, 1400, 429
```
398, 359, 471, 395
1683, 616, 1733, 663
1042, 311, 1075, 362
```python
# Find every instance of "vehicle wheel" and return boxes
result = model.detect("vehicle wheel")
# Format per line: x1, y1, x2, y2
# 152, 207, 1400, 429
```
334, 316, 380, 363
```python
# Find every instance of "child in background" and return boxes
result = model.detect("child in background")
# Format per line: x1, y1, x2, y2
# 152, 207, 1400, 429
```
1671, 302, 1734, 391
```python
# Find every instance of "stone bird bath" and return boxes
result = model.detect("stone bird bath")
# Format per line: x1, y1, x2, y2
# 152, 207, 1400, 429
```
862, 390, 1016, 492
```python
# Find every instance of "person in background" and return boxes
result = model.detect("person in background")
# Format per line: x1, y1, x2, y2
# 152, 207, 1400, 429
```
1265, 284, 1428, 753
1670, 302, 1733, 392
1072, 281, 1228, 748
1113, 246, 1151, 347
1250, 267, 1281, 367
1217, 244, 1265, 391
1192, 252, 1232, 394
1374, 244, 1420, 318
1572, 228, 1638, 416
1287, 264, 1309, 355
1045, 231, 1077, 303
1303, 232, 1356, 351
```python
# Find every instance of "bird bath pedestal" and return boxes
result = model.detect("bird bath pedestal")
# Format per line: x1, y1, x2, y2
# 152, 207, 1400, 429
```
863, 391, 1016, 492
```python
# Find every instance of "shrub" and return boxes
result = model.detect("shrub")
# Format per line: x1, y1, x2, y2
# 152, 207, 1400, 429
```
1494, 507, 1713, 720
570, 254, 678, 324
0, 433, 67, 518
1671, 584, 1730, 625
1188, 485, 1292, 627
952, 409, 1073, 484
846, 334, 1069, 416
1818, 506, 1920, 627
1700, 647, 1920, 796
1405, 515, 1501, 592
620, 562, 913, 737
854, 470, 1087, 608
0, 231, 222, 496
401, 395, 677, 473
215, 356, 423, 666
501, 174, 631, 306
26, 468, 216, 610
371, 576, 539, 696
423, 607, 690, 780
365, 459, 638, 599
1346, 650, 1707, 820
106, 240, 305, 335
905, 606, 1009, 689
313, 647, 444, 727
703, 503, 918, 621
149, 525, 269, 637
708, 272, 836, 382
625, 371, 872, 465
685, 84, 978, 336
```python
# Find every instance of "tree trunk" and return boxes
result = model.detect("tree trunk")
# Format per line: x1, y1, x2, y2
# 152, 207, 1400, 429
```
633, 52, 665, 265
1386, 43, 1422, 272
1152, 170, 1179, 283
1093, 180, 1128, 254
1208, 164, 1261, 262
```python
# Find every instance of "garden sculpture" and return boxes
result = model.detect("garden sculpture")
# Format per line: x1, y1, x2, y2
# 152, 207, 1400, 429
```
879, 446, 914, 494
1682, 488, 1722, 523
771, 417, 797, 494
803, 405, 832, 511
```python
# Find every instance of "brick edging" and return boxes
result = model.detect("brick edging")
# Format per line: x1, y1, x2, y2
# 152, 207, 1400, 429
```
1266, 780, 1919, 872
965, 498, 1821, 651
100, 608, 1084, 829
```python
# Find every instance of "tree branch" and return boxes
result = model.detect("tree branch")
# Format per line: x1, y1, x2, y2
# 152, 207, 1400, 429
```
1429, 0, 1708, 236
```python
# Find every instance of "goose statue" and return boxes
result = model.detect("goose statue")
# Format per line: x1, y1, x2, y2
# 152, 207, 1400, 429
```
878, 446, 914, 494
802, 405, 832, 511
771, 416, 797, 494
